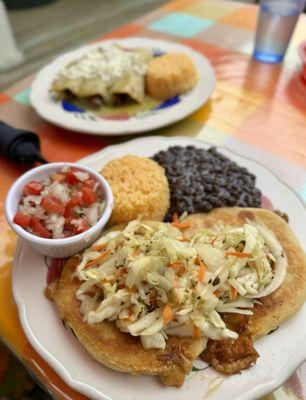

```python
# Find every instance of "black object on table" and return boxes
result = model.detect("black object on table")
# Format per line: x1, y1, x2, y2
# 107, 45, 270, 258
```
4, 0, 56, 10
0, 121, 47, 164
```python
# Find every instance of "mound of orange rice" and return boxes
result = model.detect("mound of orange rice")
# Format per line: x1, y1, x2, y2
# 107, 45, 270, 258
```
146, 53, 198, 100
101, 155, 170, 226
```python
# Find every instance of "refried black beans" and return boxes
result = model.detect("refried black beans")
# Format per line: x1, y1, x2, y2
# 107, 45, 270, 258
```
152, 146, 262, 221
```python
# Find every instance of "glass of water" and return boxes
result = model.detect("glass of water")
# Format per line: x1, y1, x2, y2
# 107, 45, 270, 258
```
253, 0, 306, 63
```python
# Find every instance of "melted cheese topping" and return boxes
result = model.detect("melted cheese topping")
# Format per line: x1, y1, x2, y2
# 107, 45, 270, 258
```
57, 44, 151, 85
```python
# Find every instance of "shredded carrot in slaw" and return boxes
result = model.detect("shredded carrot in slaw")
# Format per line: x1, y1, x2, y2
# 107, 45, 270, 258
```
172, 221, 191, 229
172, 212, 179, 223
85, 249, 111, 268
171, 212, 191, 229
91, 242, 107, 252
193, 324, 201, 339
226, 251, 252, 258
169, 261, 185, 276
195, 256, 206, 283
163, 304, 172, 326
129, 248, 141, 260
230, 285, 238, 300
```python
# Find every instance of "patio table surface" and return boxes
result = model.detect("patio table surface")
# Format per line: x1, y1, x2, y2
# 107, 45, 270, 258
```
0, 1, 305, 399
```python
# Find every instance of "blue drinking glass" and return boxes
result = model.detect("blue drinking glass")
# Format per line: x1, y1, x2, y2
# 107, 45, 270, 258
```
253, 0, 306, 63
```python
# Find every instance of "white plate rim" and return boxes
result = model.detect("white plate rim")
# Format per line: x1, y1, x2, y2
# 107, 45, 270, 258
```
12, 136, 306, 400
30, 38, 216, 136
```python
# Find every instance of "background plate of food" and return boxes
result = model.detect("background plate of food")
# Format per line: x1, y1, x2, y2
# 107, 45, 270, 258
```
12, 136, 306, 400
30, 38, 215, 135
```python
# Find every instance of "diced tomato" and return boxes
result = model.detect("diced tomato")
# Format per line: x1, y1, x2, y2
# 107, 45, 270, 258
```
13, 212, 31, 228
70, 218, 89, 234
29, 216, 52, 238
65, 170, 78, 184
85, 178, 95, 189
65, 168, 82, 184
23, 181, 43, 196
64, 203, 74, 219
64, 191, 82, 218
41, 195, 65, 214
82, 186, 97, 205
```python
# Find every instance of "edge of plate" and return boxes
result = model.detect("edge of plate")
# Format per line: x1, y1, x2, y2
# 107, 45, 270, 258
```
12, 136, 306, 400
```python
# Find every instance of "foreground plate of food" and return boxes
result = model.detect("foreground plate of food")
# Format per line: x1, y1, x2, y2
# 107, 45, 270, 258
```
30, 38, 215, 135
13, 136, 306, 400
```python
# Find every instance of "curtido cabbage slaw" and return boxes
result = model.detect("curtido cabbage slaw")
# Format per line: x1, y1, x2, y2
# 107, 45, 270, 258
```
74, 217, 287, 350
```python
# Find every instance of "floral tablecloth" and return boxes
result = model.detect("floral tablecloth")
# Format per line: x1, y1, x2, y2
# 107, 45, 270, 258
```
0, 0, 305, 399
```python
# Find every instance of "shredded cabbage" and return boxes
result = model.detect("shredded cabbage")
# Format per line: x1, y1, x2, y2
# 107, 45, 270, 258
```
74, 219, 287, 349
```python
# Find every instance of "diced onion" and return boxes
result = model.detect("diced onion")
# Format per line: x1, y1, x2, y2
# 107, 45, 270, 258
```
49, 182, 69, 204
73, 171, 90, 182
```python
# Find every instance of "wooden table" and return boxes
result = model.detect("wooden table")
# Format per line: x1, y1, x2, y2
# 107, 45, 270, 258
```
0, 1, 305, 398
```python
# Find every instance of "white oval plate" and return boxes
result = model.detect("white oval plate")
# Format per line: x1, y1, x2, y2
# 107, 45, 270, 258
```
30, 38, 215, 136
13, 136, 306, 400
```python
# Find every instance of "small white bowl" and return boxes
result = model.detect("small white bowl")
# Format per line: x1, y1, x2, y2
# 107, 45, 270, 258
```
5, 162, 113, 258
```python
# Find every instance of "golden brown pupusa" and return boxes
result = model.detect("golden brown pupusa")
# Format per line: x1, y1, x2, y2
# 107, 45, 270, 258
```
48, 208, 306, 385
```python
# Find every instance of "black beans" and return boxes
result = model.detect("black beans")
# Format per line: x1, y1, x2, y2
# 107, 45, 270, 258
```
152, 146, 262, 221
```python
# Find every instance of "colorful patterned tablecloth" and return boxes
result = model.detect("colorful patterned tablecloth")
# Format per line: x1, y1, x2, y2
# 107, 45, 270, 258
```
0, 1, 305, 399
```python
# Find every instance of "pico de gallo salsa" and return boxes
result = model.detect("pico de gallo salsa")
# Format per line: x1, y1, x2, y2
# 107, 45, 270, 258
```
13, 166, 105, 239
